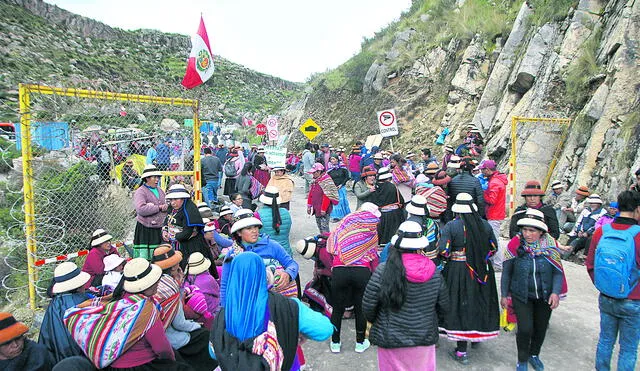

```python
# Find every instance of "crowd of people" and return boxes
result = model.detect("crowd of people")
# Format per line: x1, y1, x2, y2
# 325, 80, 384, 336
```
3, 123, 640, 371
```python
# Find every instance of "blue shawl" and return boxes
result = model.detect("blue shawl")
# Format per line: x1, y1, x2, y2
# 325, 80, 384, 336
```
225, 252, 268, 341
38, 292, 88, 363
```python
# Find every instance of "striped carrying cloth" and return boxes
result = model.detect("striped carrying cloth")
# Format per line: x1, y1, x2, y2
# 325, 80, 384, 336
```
64, 294, 160, 369
416, 185, 447, 217
327, 210, 379, 266
153, 275, 182, 329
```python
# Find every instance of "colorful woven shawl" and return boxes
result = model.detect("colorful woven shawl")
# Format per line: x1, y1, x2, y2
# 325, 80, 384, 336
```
317, 173, 339, 204
391, 165, 415, 186
63, 294, 160, 369
327, 210, 379, 266
153, 275, 181, 329
505, 233, 568, 297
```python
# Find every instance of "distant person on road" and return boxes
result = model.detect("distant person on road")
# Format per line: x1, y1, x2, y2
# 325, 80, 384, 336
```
301, 142, 316, 193
146, 141, 158, 165
201, 147, 222, 207
370, 167, 405, 245
155, 138, 172, 171
502, 208, 567, 371
479, 159, 507, 269
354, 166, 377, 209
363, 221, 449, 371
586, 190, 640, 371
306, 163, 339, 234
266, 166, 295, 210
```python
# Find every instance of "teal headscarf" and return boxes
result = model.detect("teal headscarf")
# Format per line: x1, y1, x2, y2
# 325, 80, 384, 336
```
225, 252, 268, 341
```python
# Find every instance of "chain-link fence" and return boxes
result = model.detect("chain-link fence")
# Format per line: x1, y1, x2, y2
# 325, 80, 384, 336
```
2, 84, 201, 309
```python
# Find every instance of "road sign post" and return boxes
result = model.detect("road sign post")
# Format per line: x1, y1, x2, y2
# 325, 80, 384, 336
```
377, 109, 398, 138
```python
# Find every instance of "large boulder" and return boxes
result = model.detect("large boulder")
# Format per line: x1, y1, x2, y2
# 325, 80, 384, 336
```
363, 63, 387, 93
509, 23, 557, 94
159, 118, 180, 132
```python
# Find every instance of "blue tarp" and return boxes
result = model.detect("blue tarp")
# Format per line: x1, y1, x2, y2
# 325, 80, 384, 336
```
15, 122, 70, 151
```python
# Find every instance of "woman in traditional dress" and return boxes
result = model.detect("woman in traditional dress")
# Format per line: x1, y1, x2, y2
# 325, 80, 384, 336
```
363, 221, 449, 371
502, 208, 567, 371
256, 186, 293, 255
39, 262, 91, 364
297, 234, 333, 316
252, 146, 271, 187
354, 166, 377, 209
163, 184, 215, 276
222, 151, 241, 196
133, 165, 167, 259
235, 162, 256, 210
219, 209, 299, 305
438, 193, 500, 365
326, 203, 380, 354
389, 154, 415, 204
266, 166, 295, 210
64, 258, 187, 370
327, 155, 351, 222
210, 252, 332, 371
184, 252, 220, 320
370, 167, 405, 245
82, 229, 119, 287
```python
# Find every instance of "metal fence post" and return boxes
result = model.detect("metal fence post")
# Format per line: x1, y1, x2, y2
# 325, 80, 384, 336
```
19, 84, 38, 310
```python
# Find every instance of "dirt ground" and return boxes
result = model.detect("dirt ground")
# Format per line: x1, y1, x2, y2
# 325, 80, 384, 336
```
286, 176, 604, 370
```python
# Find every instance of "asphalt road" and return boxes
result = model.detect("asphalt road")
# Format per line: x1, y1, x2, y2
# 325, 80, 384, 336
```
284, 176, 602, 370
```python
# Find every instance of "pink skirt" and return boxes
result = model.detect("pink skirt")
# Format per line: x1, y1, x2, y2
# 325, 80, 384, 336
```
377, 345, 436, 371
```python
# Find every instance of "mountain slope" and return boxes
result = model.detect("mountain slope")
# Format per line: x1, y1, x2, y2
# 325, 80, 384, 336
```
0, 0, 301, 124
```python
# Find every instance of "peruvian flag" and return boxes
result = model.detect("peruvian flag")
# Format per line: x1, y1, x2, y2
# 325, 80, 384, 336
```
181, 16, 214, 89
242, 117, 254, 126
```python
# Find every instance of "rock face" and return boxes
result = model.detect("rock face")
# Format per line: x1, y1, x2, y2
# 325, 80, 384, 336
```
281, 0, 640, 205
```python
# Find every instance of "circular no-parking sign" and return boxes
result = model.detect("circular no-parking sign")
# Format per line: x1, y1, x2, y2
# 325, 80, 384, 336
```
378, 111, 396, 126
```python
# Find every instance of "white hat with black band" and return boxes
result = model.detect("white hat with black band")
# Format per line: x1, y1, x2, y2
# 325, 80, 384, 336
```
517, 208, 549, 232
91, 228, 113, 247
390, 221, 429, 250
230, 208, 263, 234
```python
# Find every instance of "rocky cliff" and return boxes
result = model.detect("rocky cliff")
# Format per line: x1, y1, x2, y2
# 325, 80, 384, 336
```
280, 0, 639, 201
0, 0, 301, 124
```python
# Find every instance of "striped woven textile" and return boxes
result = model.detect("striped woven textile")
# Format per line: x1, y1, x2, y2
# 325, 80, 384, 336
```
153, 275, 181, 329
327, 210, 379, 266
416, 185, 447, 217
391, 166, 415, 186
64, 294, 160, 369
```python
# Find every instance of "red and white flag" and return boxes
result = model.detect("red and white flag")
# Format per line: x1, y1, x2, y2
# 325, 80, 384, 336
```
242, 117, 254, 126
181, 16, 214, 89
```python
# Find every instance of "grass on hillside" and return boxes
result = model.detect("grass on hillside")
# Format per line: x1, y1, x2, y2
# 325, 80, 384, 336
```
564, 29, 602, 108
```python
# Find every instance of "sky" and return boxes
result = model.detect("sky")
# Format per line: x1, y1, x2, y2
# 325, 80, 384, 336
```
44, 0, 413, 82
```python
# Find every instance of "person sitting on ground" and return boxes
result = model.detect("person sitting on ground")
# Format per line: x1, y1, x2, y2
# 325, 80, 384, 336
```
502, 208, 567, 371
151, 245, 216, 371
101, 254, 126, 293
220, 209, 300, 305
0, 312, 53, 371
594, 201, 619, 230
565, 194, 607, 258
559, 185, 590, 233
39, 262, 90, 365
217, 206, 234, 236
82, 229, 119, 287
121, 159, 141, 191
210, 252, 333, 371
64, 258, 184, 370
363, 221, 449, 371
226, 193, 244, 215
509, 180, 560, 240
185, 252, 220, 321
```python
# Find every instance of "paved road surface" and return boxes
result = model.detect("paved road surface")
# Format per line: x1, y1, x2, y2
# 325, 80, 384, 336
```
282, 176, 601, 370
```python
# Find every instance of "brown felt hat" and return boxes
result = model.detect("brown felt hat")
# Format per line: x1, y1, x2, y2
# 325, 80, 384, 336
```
576, 185, 590, 197
521, 180, 545, 196
151, 244, 183, 270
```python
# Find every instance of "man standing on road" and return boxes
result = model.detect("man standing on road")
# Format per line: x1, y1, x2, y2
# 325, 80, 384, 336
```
479, 159, 507, 268
586, 190, 640, 371
201, 147, 222, 207
302, 142, 316, 193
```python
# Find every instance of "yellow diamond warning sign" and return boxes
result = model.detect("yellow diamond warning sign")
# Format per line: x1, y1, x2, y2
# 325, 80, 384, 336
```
299, 118, 322, 141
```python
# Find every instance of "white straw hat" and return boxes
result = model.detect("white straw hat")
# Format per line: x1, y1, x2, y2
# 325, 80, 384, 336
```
586, 194, 603, 204
517, 208, 549, 232
230, 208, 263, 234
141, 164, 162, 179
123, 258, 163, 294
103, 254, 126, 272
203, 221, 217, 233
406, 195, 429, 216
259, 186, 282, 205
295, 237, 317, 259
359, 202, 381, 218
91, 229, 113, 247
377, 167, 392, 181
551, 180, 564, 190
451, 193, 478, 214
165, 184, 191, 199
186, 252, 211, 276
390, 221, 429, 250
219, 206, 233, 217
51, 262, 91, 294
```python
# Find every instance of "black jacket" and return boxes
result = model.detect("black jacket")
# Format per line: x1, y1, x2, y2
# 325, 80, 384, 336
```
509, 203, 560, 239
328, 167, 350, 187
448, 172, 486, 217
362, 262, 449, 349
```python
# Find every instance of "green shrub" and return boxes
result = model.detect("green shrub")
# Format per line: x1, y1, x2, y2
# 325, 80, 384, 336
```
565, 29, 602, 108
529, 0, 578, 26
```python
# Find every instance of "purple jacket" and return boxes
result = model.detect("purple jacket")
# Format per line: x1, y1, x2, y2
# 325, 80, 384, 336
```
133, 185, 167, 228
187, 272, 220, 316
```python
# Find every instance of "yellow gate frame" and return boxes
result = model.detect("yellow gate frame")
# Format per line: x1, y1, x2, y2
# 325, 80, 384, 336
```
508, 116, 572, 216
18, 84, 202, 309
